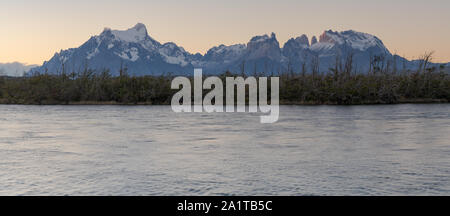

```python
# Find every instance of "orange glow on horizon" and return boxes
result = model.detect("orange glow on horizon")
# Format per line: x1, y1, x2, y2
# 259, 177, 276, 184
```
1, 0, 449, 64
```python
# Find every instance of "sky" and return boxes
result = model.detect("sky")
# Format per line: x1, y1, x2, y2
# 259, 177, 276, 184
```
1, 0, 449, 65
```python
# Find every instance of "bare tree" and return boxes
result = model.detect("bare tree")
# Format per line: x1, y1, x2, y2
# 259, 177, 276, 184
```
392, 53, 398, 75
240, 60, 246, 77
344, 52, 354, 78
301, 52, 307, 78
311, 54, 319, 79
417, 51, 434, 74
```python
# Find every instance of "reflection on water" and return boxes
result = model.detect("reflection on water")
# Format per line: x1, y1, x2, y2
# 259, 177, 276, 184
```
0, 104, 449, 195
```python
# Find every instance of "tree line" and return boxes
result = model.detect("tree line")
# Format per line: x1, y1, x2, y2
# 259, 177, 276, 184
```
0, 53, 448, 105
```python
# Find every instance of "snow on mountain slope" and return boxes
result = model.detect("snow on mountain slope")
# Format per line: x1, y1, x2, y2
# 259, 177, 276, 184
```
283, 30, 396, 73
111, 23, 149, 43
32, 23, 196, 75
308, 30, 389, 55
159, 42, 192, 67
30, 23, 445, 76
319, 30, 389, 52
204, 44, 246, 62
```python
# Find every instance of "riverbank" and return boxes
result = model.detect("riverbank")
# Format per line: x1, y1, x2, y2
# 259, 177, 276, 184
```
0, 98, 447, 106
1, 69, 449, 105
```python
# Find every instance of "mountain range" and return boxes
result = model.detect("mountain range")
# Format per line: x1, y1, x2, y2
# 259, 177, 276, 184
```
0, 62, 38, 77
30, 23, 448, 76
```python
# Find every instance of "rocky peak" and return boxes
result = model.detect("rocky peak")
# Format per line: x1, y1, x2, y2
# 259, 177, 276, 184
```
246, 33, 282, 61
311, 36, 318, 45
319, 30, 340, 44
295, 34, 310, 47
109, 23, 150, 43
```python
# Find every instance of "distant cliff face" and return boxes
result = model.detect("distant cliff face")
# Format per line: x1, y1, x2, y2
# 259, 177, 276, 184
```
31, 23, 444, 76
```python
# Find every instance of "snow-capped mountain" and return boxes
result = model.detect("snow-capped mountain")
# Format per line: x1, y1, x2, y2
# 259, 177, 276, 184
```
283, 30, 395, 73
199, 44, 246, 73
33, 23, 198, 76
31, 23, 446, 76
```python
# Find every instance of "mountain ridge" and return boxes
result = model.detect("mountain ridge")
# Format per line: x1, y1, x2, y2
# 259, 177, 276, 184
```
0, 62, 39, 77
31, 23, 447, 76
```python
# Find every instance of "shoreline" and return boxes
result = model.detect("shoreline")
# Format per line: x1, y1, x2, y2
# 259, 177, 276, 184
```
0, 98, 447, 106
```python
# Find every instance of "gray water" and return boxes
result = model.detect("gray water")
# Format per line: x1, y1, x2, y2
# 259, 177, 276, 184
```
0, 104, 449, 196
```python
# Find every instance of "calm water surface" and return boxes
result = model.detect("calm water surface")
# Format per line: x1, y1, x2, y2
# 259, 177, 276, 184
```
0, 104, 449, 195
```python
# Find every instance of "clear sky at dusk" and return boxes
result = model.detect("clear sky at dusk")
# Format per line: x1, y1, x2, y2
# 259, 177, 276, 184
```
1, 0, 449, 65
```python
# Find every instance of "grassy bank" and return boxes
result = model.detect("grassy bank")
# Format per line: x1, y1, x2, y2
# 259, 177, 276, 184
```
0, 66, 449, 105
